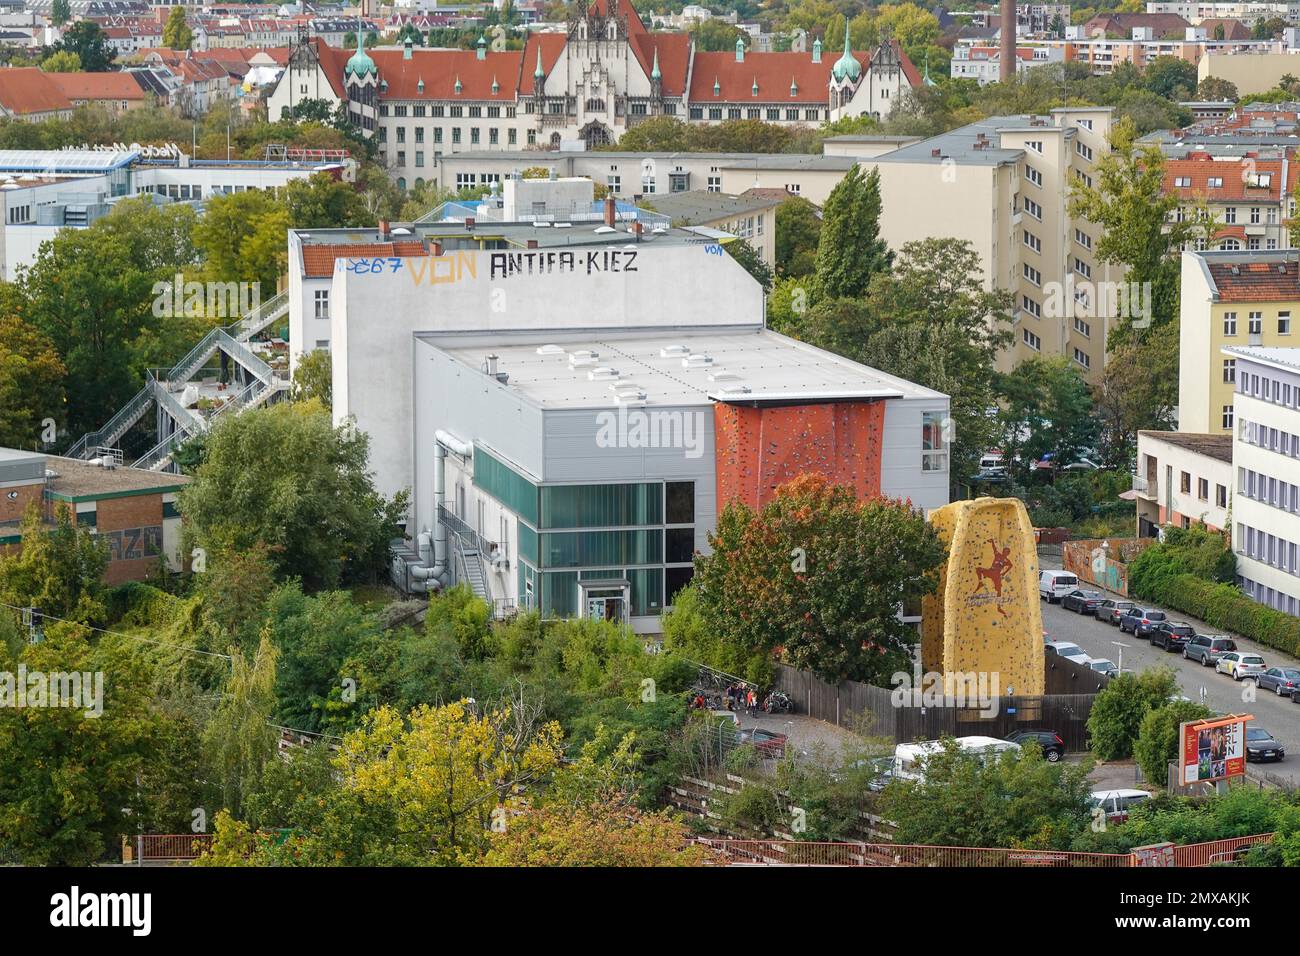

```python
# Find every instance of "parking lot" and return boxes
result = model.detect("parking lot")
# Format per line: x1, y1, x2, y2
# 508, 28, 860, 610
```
1040, 555, 1300, 785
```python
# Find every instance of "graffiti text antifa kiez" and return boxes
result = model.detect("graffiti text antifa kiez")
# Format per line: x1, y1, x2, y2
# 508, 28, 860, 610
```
489, 249, 638, 279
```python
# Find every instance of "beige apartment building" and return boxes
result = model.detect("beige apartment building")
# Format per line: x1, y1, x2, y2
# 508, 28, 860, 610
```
638, 189, 780, 265
1179, 248, 1300, 433
872, 107, 1123, 381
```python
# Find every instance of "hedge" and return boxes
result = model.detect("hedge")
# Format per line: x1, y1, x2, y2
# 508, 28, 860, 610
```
1129, 570, 1300, 658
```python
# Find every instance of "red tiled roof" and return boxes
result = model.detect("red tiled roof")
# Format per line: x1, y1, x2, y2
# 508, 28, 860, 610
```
1082, 12, 1190, 36
689, 42, 920, 103
1198, 18, 1250, 40
301, 241, 427, 278
517, 32, 567, 97
371, 48, 523, 100
46, 71, 147, 101
1164, 154, 1284, 202
0, 68, 71, 116
1208, 259, 1300, 302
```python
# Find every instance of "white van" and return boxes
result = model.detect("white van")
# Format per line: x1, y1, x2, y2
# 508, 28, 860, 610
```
893, 736, 1021, 783
1039, 569, 1079, 602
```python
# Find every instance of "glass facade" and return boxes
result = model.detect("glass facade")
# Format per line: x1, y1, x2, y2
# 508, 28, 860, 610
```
473, 448, 695, 620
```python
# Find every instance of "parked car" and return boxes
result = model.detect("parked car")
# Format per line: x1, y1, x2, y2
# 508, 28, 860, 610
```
1118, 607, 1167, 637
1088, 658, 1119, 678
1039, 570, 1080, 602
1089, 788, 1152, 823
1183, 634, 1238, 666
736, 728, 788, 759
1003, 729, 1066, 762
1061, 589, 1104, 614
1245, 728, 1285, 763
1257, 667, 1300, 697
1216, 652, 1267, 681
1044, 641, 1090, 664
1097, 599, 1137, 626
1150, 621, 1196, 652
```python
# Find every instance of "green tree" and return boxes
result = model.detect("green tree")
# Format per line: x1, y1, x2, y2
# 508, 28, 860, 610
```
54, 21, 114, 72
200, 635, 278, 819
162, 7, 193, 51
996, 356, 1100, 477
693, 473, 945, 684
178, 401, 408, 590
290, 348, 333, 409
1196, 76, 1238, 101
0, 312, 65, 450
40, 49, 80, 72
1092, 320, 1179, 469
688, 18, 746, 51
1086, 667, 1179, 761
0, 625, 192, 864
774, 195, 820, 277
1134, 700, 1213, 786
724, 237, 772, 293
0, 502, 107, 623
1068, 117, 1205, 342
1142, 56, 1198, 100
50, 0, 70, 26
879, 738, 1094, 848
193, 188, 291, 292
282, 171, 371, 229
662, 584, 773, 685
814, 165, 891, 300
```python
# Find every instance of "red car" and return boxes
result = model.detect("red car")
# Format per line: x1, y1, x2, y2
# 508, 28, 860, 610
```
737, 728, 788, 759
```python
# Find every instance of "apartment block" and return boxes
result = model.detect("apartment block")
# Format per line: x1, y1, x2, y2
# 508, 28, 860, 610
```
1179, 249, 1300, 433
1134, 430, 1233, 537
1226, 345, 1300, 614
873, 108, 1121, 381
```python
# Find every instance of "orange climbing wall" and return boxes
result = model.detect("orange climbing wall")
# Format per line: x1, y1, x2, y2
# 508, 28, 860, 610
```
713, 401, 886, 509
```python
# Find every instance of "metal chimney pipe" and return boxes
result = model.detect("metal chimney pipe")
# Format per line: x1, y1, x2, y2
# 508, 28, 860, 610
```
1000, 0, 1016, 83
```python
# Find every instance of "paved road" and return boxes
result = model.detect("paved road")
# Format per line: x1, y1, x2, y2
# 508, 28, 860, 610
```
1039, 557, 1300, 784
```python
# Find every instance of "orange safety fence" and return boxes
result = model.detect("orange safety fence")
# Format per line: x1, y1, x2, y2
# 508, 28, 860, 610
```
137, 834, 214, 861
1173, 832, 1274, 867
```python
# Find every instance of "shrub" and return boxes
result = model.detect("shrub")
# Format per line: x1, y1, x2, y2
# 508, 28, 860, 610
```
1086, 668, 1179, 761
1133, 700, 1213, 786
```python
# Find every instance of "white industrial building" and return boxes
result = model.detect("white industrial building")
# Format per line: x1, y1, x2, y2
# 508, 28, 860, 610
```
303, 179, 952, 631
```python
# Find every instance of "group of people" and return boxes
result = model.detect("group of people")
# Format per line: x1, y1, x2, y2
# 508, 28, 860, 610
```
689, 683, 763, 716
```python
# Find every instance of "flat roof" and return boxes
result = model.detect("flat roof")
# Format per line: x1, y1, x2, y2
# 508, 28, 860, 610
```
43, 455, 190, 500
1137, 430, 1233, 464
641, 189, 782, 223
1221, 345, 1300, 376
295, 219, 709, 253
873, 115, 1065, 167
428, 327, 946, 410
0, 149, 139, 173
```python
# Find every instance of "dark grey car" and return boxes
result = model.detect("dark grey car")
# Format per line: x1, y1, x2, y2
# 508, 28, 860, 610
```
1119, 608, 1167, 637
1183, 634, 1237, 666
1097, 599, 1136, 626
1258, 667, 1300, 697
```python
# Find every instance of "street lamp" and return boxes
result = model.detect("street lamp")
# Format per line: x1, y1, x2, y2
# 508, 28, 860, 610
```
1112, 640, 1130, 674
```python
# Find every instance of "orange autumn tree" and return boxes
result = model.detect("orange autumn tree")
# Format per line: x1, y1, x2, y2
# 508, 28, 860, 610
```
692, 474, 945, 685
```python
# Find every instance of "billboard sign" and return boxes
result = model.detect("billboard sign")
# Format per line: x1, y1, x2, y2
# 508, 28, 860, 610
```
1179, 715, 1250, 785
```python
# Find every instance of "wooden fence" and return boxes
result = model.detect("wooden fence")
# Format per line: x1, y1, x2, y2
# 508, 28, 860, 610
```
772, 662, 1101, 752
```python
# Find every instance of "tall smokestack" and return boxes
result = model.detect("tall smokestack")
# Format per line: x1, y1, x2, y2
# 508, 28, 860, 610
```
1000, 0, 1016, 83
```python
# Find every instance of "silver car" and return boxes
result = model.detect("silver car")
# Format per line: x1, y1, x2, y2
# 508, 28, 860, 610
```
1216, 652, 1267, 681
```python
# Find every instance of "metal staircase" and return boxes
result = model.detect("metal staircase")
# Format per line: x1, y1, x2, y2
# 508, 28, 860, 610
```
452, 531, 492, 604
64, 290, 291, 467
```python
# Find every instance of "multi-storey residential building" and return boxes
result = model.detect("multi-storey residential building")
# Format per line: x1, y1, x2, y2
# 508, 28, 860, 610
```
431, 148, 860, 204
1134, 430, 1233, 536
1226, 345, 1300, 614
872, 108, 1121, 381
267, 0, 921, 185
1179, 249, 1300, 433
949, 43, 1064, 84
633, 189, 780, 264
1145, 1, 1300, 25
1164, 150, 1294, 252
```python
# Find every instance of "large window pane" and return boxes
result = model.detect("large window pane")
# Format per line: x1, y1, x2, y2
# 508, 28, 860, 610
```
542, 571, 577, 617
666, 481, 694, 524
666, 566, 694, 606
473, 446, 538, 525
666, 527, 695, 564
629, 567, 663, 616
540, 483, 662, 528
540, 529, 662, 568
